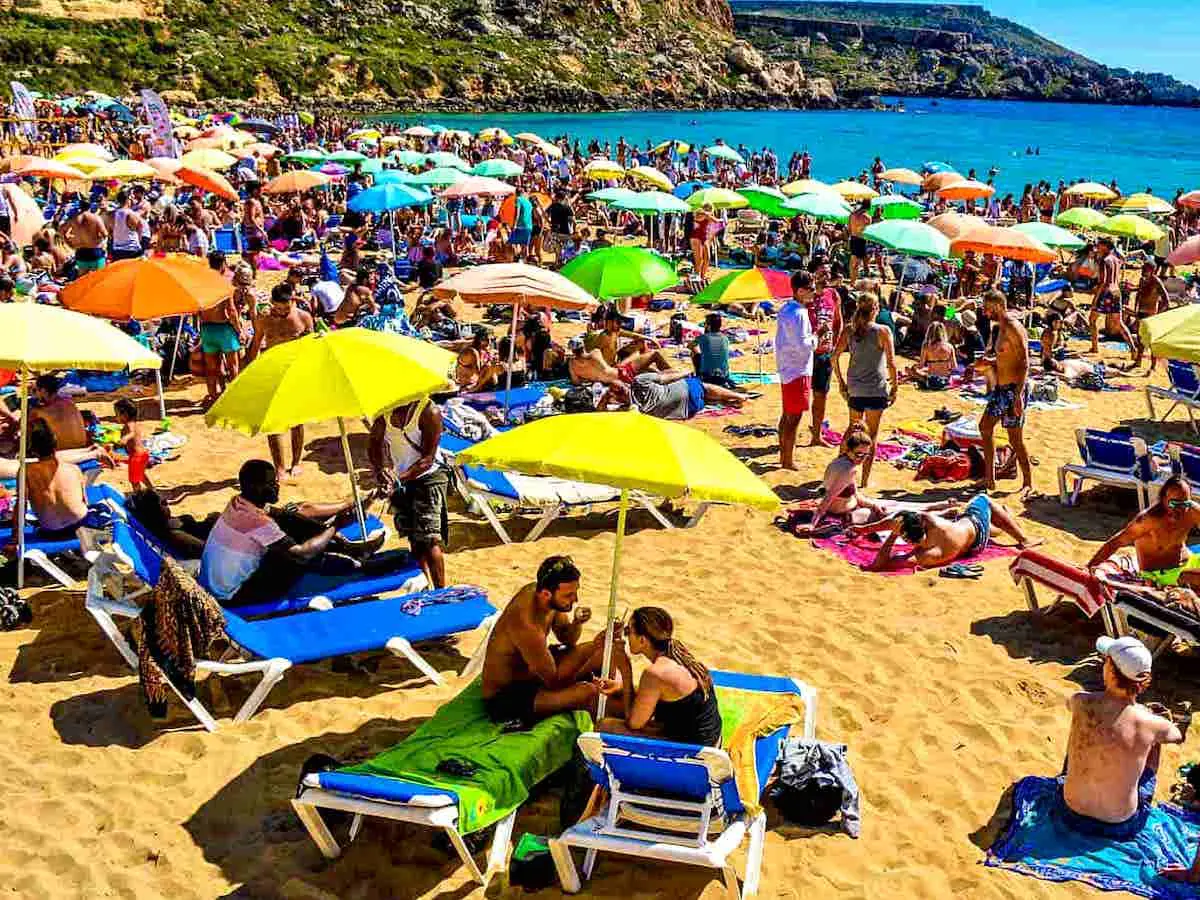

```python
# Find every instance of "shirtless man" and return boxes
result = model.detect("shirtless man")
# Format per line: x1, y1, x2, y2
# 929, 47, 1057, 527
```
568, 341, 621, 386
847, 200, 871, 282
13, 420, 108, 542
334, 267, 376, 326
241, 182, 267, 269
1062, 635, 1186, 840
851, 494, 1039, 572
594, 308, 661, 367
1090, 237, 1135, 358
8, 374, 89, 451
480, 556, 617, 727
1132, 260, 1168, 371
976, 290, 1033, 494
1087, 475, 1200, 589
199, 265, 243, 406
62, 208, 108, 274
249, 283, 313, 477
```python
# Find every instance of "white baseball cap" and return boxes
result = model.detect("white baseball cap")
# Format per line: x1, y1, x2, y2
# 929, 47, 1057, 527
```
1096, 636, 1153, 681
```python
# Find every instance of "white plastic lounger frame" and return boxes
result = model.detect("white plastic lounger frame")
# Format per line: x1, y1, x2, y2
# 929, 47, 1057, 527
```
550, 676, 817, 900
1146, 380, 1200, 433
1057, 429, 1165, 511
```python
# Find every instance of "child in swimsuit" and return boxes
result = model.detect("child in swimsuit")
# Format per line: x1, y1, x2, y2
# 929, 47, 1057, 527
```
115, 398, 151, 491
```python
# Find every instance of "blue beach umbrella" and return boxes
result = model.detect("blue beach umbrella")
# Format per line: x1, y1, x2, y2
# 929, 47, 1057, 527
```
922, 161, 957, 174
673, 180, 711, 199
348, 183, 433, 214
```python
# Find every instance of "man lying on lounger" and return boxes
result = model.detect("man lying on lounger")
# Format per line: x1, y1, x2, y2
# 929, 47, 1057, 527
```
481, 555, 619, 728
848, 495, 1039, 571
1086, 475, 1200, 590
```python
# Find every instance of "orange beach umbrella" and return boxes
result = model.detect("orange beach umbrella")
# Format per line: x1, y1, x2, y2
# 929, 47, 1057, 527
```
264, 170, 331, 195
951, 225, 1056, 263
60, 255, 233, 320
936, 180, 995, 202
177, 165, 238, 201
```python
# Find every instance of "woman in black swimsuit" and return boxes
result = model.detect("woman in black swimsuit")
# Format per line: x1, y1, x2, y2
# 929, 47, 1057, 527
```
600, 606, 722, 747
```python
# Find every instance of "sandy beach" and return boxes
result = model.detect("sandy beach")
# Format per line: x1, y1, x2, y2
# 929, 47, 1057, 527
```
2, 276, 1194, 900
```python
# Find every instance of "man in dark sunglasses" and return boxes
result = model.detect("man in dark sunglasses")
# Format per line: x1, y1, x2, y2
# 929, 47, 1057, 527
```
1088, 475, 1200, 590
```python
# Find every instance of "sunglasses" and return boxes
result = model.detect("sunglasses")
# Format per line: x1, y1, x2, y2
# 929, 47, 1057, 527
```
1168, 500, 1193, 509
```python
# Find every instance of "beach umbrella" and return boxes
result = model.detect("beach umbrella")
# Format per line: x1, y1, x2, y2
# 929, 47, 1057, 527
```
1012, 222, 1086, 250
390, 149, 427, 167
0, 184, 45, 247
409, 166, 468, 187
831, 181, 878, 201
686, 187, 747, 210
173, 125, 201, 140
434, 264, 596, 414
628, 165, 674, 191
738, 185, 797, 218
878, 167, 924, 186
1100, 213, 1165, 243
180, 148, 237, 170
424, 151, 472, 171
1108, 193, 1174, 215
870, 195, 923, 220
782, 192, 851, 224
145, 157, 183, 179
560, 247, 679, 299
177, 165, 238, 201
206, 328, 454, 539
0, 304, 160, 586
584, 159, 625, 180
922, 161, 957, 174
58, 142, 113, 161
703, 144, 744, 164
587, 187, 639, 204
283, 148, 326, 165
535, 141, 563, 160
471, 158, 523, 178
326, 149, 368, 165
936, 180, 995, 202
12, 158, 87, 181
347, 128, 381, 142
348, 183, 433, 213
357, 158, 384, 176
240, 142, 283, 158
951, 225, 1055, 263
478, 127, 512, 142
1064, 182, 1118, 201
1055, 207, 1110, 231
780, 178, 835, 197
1178, 191, 1200, 210
514, 132, 545, 144
922, 171, 965, 193
863, 220, 950, 258
51, 153, 107, 173
403, 125, 435, 138
373, 170, 418, 185
611, 191, 690, 215
379, 135, 405, 147
497, 192, 550, 228
315, 163, 350, 177
672, 180, 711, 199
1167, 236, 1200, 267
0, 155, 37, 174
454, 412, 778, 713
692, 268, 792, 305
264, 170, 331, 195
439, 175, 516, 199
928, 211, 987, 240
653, 140, 690, 154
1140, 305, 1200, 363
88, 159, 157, 181
241, 118, 279, 136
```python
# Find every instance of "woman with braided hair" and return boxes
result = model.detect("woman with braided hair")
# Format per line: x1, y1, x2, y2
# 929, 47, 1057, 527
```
600, 606, 723, 747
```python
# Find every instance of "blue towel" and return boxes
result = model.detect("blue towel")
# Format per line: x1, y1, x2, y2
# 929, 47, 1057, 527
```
319, 250, 339, 283
986, 776, 1200, 898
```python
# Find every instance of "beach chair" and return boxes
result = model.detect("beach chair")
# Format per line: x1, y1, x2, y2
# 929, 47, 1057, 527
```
1105, 588, 1200, 658
1057, 427, 1165, 510
212, 226, 241, 254
1146, 361, 1200, 433
550, 670, 818, 899
1008, 549, 1118, 630
1170, 444, 1200, 492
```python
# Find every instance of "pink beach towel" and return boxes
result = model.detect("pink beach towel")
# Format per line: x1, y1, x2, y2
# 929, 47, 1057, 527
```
694, 405, 743, 420
812, 532, 1015, 575
821, 425, 907, 462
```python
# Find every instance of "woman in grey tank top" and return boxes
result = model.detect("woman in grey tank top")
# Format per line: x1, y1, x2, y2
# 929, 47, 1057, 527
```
833, 291, 898, 488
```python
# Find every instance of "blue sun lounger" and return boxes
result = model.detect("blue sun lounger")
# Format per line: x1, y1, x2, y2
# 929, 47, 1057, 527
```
1146, 360, 1200, 433
1057, 427, 1167, 510
550, 670, 818, 900
85, 518, 497, 730
0, 482, 126, 587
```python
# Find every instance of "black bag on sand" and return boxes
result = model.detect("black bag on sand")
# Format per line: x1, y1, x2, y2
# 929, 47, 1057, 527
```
769, 779, 843, 827
509, 834, 557, 892
562, 386, 595, 414
0, 586, 31, 630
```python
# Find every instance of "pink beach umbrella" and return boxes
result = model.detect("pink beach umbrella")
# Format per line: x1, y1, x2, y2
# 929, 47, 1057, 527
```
1179, 191, 1200, 209
1167, 236, 1200, 267
440, 175, 516, 199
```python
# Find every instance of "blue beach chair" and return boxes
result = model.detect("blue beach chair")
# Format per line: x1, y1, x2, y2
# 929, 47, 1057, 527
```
1058, 427, 1166, 510
0, 482, 126, 587
549, 670, 817, 899
1146, 360, 1200, 433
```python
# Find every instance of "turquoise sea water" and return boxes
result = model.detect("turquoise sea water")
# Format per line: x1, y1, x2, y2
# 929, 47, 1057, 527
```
376, 97, 1200, 197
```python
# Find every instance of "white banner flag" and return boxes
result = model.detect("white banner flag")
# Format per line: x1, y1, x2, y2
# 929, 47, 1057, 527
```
140, 88, 177, 158
9, 82, 37, 142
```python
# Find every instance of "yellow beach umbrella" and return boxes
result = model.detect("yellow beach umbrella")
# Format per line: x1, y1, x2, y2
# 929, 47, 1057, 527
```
0, 303, 160, 586
13, 158, 88, 181
53, 152, 107, 173
537, 141, 563, 160
780, 178, 835, 197
1099, 213, 1165, 242
206, 328, 455, 537
584, 158, 625, 180
687, 187, 748, 210
347, 128, 381, 142
653, 140, 691, 154
58, 142, 114, 161
1141, 305, 1200, 364
380, 135, 405, 147
180, 148, 238, 171
88, 159, 158, 181
628, 165, 674, 191
514, 132, 545, 144
1108, 193, 1174, 215
832, 181, 879, 201
878, 167, 924, 186
1064, 182, 1118, 201
456, 411, 779, 712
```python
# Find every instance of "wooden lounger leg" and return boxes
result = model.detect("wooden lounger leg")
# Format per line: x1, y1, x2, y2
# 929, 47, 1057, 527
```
1057, 467, 1070, 506
485, 809, 516, 882
549, 838, 583, 893
1021, 577, 1040, 611
742, 812, 766, 898
291, 798, 343, 859
444, 826, 486, 885
525, 503, 564, 542
24, 549, 76, 589
386, 637, 445, 685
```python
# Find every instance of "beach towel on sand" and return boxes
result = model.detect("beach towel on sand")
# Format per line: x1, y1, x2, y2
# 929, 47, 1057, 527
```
813, 532, 1014, 575
330, 679, 589, 833
987, 775, 1200, 899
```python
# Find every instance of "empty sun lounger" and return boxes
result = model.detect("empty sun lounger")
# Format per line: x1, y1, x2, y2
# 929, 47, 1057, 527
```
1058, 428, 1166, 510
1146, 360, 1200, 433
293, 679, 586, 886
86, 518, 496, 730
550, 670, 818, 899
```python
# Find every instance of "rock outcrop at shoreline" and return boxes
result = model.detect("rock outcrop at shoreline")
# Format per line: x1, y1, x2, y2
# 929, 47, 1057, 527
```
0, 0, 1193, 110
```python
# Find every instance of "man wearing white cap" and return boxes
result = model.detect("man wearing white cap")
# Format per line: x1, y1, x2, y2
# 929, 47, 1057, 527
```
1061, 635, 1188, 838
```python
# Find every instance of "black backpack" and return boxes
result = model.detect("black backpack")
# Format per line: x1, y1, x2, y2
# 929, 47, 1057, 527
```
769, 777, 843, 827
562, 386, 595, 414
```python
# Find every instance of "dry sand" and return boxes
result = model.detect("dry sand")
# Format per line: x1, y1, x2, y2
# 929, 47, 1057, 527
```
4, 282, 1199, 900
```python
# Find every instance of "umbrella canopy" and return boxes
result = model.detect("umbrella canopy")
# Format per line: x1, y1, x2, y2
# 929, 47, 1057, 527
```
478, 127, 512, 142
434, 263, 597, 309
672, 180, 711, 199
145, 157, 183, 179
922, 172, 965, 193
587, 187, 640, 205
316, 163, 350, 177
951, 225, 1056, 263
693, 268, 793, 305
409, 166, 468, 188
780, 179, 835, 197
471, 158, 523, 178
424, 151, 471, 170
937, 179, 995, 201
51, 153, 107, 173
922, 161, 957, 174
1108, 193, 1174, 215
653, 140, 691, 154
514, 132, 545, 144
612, 191, 690, 215
1167, 236, 1200, 267
1178, 190, 1200, 209
703, 144, 744, 164
0, 184, 45, 246
584, 159, 625, 180
326, 149, 368, 165
686, 187, 747, 210
60, 255, 233, 319
347, 183, 433, 213
1100, 213, 1165, 242
498, 192, 550, 228
283, 148, 326, 165
403, 125, 435, 138
1055, 207, 1110, 230
240, 118, 279, 136
560, 247, 679, 299
59, 142, 113, 161
0, 155, 37, 174
89, 159, 158, 181
628, 165, 674, 191
440, 176, 516, 199
738, 185, 796, 218
346, 128, 381, 142
1140, 306, 1200, 363
870, 195, 923, 220
13, 158, 87, 181
390, 149, 427, 167
241, 142, 282, 158
862, 220, 950, 258
831, 181, 878, 201
1064, 182, 1118, 201
177, 165, 238, 201
878, 167, 924, 186
928, 211, 987, 240
264, 170, 331, 194
1012, 222, 1086, 250
782, 192, 851, 224
180, 148, 238, 170
373, 170, 418, 185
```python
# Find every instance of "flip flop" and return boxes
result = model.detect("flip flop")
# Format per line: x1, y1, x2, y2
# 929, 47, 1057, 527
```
940, 563, 982, 579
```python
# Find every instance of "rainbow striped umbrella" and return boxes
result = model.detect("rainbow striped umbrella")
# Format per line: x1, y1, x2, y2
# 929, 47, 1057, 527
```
692, 268, 792, 305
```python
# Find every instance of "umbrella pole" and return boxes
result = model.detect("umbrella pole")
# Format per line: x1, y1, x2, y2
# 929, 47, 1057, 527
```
166, 316, 184, 384
154, 367, 166, 422
596, 487, 629, 721
503, 298, 521, 420
337, 416, 369, 541
15, 368, 29, 589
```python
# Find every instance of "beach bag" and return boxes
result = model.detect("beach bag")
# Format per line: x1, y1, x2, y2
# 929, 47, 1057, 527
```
1077, 369, 1107, 391
770, 779, 843, 827
1031, 378, 1058, 404
0, 586, 31, 630
918, 374, 949, 391
562, 386, 595, 414
508, 834, 557, 892
916, 450, 972, 483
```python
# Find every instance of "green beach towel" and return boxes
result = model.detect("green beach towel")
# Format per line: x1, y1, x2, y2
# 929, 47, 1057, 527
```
338, 679, 590, 833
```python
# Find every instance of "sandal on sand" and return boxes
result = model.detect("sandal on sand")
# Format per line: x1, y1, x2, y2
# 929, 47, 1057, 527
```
940, 563, 983, 579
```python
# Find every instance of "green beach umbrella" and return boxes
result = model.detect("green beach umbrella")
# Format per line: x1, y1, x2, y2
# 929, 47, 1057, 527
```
283, 148, 325, 165
612, 191, 690, 215
687, 187, 748, 210
783, 192, 851, 224
1100, 213, 1165, 243
703, 144, 745, 164
1012, 221, 1086, 250
560, 247, 679, 299
410, 166, 468, 187
356, 158, 383, 175
587, 187, 639, 204
737, 186, 797, 218
1055, 207, 1109, 231
390, 149, 427, 167
871, 195, 923, 221
424, 151, 472, 171
327, 149, 368, 164
472, 158, 523, 178
862, 220, 950, 259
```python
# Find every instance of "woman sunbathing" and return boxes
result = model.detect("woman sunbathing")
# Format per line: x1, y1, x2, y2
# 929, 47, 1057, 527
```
599, 606, 723, 748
